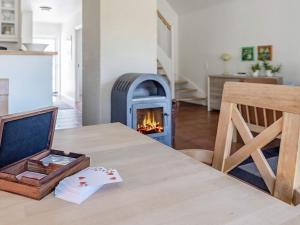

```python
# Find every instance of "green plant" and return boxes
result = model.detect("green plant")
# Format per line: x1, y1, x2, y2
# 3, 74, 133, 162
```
263, 60, 273, 71
262, 60, 282, 73
272, 65, 282, 74
251, 62, 261, 72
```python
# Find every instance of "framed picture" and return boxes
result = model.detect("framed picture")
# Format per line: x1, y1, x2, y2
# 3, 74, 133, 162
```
241, 47, 255, 61
258, 45, 273, 61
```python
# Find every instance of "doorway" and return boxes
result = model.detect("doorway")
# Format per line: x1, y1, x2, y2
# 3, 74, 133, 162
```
33, 37, 60, 95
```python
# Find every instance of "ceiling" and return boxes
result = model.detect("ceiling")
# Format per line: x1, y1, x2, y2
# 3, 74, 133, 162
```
166, 0, 224, 15
21, 0, 82, 23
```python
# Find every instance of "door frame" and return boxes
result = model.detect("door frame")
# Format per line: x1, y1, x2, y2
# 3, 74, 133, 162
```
75, 26, 83, 103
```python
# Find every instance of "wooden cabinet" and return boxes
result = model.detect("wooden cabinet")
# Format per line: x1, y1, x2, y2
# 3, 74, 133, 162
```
0, 0, 19, 42
208, 75, 283, 111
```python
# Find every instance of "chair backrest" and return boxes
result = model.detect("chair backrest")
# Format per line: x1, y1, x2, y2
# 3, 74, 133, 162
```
212, 82, 300, 205
240, 77, 282, 131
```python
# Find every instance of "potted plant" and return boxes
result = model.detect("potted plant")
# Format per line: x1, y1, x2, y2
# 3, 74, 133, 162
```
263, 61, 273, 77
251, 63, 261, 77
272, 65, 282, 76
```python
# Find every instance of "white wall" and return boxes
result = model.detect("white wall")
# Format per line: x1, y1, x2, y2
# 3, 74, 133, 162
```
178, 0, 300, 96
99, 0, 157, 123
21, 11, 33, 44
82, 0, 101, 125
60, 11, 82, 104
82, 0, 157, 125
33, 22, 61, 39
33, 22, 62, 93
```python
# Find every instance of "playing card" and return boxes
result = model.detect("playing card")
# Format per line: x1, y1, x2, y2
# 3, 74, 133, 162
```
61, 167, 106, 188
62, 167, 122, 187
55, 184, 103, 204
78, 167, 123, 186
16, 171, 47, 181
40, 154, 76, 166
101, 168, 123, 184
54, 167, 123, 204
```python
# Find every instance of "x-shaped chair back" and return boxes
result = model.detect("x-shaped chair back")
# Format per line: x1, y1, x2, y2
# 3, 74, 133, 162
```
212, 82, 300, 205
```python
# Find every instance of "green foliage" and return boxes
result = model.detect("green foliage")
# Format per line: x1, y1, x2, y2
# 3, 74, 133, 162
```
262, 60, 282, 73
272, 65, 282, 74
251, 62, 261, 72
263, 60, 273, 71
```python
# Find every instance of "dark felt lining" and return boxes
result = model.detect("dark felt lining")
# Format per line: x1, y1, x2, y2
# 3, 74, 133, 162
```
0, 112, 53, 168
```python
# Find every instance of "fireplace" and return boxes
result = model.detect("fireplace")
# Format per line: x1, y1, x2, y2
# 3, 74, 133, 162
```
111, 73, 172, 146
136, 108, 164, 135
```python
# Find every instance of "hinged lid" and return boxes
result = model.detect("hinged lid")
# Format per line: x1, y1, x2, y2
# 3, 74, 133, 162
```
0, 107, 58, 168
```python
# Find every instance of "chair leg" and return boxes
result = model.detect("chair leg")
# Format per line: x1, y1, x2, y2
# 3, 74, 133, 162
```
274, 113, 300, 204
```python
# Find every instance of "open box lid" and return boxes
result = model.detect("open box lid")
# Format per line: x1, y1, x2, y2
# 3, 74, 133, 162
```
0, 107, 58, 168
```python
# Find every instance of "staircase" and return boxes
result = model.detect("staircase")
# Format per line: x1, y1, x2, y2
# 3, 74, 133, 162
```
157, 61, 206, 105
157, 61, 168, 78
175, 79, 206, 104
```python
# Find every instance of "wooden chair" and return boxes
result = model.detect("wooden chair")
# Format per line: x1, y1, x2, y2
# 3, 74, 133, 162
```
182, 82, 300, 205
239, 77, 282, 134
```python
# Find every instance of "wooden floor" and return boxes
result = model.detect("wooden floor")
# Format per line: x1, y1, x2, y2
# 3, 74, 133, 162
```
174, 102, 219, 150
54, 96, 82, 130
56, 108, 82, 130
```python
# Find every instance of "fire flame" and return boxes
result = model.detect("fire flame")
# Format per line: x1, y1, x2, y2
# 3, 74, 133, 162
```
137, 111, 164, 135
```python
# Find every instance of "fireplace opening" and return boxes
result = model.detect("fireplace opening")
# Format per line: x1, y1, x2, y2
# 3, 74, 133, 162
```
133, 81, 166, 99
136, 108, 164, 135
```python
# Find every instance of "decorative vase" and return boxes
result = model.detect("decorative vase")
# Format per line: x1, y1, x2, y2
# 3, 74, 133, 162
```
252, 70, 259, 77
266, 70, 273, 77
220, 53, 232, 75
223, 62, 229, 75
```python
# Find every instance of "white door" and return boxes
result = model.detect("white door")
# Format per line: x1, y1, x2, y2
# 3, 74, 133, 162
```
75, 29, 83, 103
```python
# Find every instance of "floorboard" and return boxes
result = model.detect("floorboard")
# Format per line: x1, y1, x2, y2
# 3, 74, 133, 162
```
174, 102, 219, 150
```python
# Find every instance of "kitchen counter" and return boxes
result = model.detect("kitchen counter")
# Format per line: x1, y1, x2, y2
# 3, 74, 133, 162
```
0, 53, 55, 113
0, 50, 57, 56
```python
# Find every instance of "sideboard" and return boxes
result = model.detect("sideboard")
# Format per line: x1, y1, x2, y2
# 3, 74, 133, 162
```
207, 75, 283, 111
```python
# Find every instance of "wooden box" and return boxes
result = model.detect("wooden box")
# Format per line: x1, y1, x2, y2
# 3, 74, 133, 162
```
0, 107, 90, 200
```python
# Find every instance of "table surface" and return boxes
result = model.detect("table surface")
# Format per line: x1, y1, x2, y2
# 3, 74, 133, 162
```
1, 123, 300, 225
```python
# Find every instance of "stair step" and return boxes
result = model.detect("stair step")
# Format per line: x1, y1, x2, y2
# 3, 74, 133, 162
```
176, 88, 197, 93
175, 80, 188, 85
159, 73, 167, 77
176, 97, 207, 102
157, 66, 164, 70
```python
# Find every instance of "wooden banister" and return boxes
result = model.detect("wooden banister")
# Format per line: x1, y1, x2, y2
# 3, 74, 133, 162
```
157, 10, 171, 31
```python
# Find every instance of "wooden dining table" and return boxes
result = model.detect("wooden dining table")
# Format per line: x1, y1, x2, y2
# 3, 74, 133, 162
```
1, 123, 300, 225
